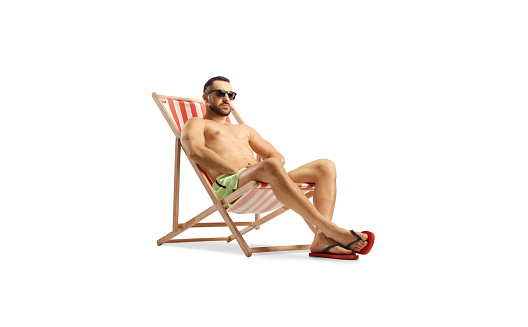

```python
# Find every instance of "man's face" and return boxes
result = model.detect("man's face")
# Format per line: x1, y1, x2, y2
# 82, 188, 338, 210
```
204, 80, 233, 117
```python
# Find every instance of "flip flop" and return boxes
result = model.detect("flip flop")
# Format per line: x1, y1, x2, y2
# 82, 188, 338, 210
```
345, 230, 375, 255
309, 244, 359, 260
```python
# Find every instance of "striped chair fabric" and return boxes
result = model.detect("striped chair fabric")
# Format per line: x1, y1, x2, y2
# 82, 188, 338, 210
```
227, 182, 314, 214
166, 99, 315, 215
167, 98, 230, 132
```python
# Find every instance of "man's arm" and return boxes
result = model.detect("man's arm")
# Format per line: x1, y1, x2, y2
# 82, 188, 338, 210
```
181, 118, 240, 174
246, 125, 285, 165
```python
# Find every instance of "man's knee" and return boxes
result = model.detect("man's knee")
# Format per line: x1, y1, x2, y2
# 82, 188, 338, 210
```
260, 158, 285, 174
316, 159, 336, 178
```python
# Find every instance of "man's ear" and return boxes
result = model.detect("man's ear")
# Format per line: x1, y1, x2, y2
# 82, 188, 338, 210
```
202, 93, 208, 104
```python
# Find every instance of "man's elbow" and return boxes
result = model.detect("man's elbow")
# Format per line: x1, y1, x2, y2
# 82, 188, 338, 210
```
186, 146, 202, 162
269, 154, 285, 165
279, 156, 285, 165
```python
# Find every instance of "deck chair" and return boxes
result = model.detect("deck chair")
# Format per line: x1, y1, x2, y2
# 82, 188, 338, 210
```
152, 92, 316, 257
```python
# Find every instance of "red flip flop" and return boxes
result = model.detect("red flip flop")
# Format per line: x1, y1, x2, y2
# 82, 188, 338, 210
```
343, 230, 375, 255
309, 245, 359, 260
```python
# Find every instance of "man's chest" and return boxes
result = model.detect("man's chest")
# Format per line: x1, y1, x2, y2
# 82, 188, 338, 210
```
204, 123, 249, 143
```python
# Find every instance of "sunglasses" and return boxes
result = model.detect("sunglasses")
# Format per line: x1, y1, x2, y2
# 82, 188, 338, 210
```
206, 89, 237, 100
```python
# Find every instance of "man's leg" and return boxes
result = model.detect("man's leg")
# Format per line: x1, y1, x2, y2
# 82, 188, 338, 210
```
237, 158, 368, 252
287, 159, 366, 254
287, 159, 336, 220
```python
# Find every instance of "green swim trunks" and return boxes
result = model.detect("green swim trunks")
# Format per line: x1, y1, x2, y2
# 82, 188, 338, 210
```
213, 168, 247, 208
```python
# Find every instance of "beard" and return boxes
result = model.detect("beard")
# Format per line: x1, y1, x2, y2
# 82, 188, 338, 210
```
209, 103, 231, 116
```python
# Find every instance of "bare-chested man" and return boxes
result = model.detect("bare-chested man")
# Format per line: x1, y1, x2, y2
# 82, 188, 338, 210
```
181, 76, 374, 258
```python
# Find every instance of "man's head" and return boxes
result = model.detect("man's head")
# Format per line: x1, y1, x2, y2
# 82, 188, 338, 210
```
202, 76, 236, 117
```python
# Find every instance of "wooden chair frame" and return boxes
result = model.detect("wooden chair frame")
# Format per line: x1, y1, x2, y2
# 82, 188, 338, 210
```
152, 92, 316, 257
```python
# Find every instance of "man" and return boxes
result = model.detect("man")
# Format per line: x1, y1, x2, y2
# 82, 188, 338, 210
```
181, 76, 373, 258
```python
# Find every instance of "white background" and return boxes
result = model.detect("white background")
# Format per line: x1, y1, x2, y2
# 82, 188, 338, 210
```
1, 1, 527, 326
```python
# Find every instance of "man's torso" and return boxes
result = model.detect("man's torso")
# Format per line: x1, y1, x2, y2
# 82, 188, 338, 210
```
201, 119, 258, 180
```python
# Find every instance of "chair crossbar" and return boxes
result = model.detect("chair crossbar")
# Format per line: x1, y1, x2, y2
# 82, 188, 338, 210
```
157, 204, 217, 245
165, 237, 230, 243
178, 222, 253, 228
250, 245, 311, 253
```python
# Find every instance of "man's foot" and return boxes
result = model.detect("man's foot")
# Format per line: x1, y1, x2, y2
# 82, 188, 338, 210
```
331, 229, 369, 253
310, 232, 355, 255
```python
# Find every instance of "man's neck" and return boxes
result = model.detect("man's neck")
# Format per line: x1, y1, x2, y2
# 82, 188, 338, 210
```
203, 111, 229, 124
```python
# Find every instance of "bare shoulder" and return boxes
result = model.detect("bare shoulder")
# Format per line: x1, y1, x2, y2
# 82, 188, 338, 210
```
185, 116, 205, 126
181, 117, 207, 144
241, 124, 258, 134
242, 124, 263, 139
182, 117, 205, 132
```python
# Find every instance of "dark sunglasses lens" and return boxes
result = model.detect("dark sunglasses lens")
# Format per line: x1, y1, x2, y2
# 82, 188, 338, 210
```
228, 92, 236, 100
215, 90, 226, 98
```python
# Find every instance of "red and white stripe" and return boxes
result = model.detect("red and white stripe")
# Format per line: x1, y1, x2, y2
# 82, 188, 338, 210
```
167, 99, 230, 132
228, 183, 315, 214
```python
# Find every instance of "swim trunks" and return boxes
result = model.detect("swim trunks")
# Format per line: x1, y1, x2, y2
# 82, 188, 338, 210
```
213, 168, 247, 208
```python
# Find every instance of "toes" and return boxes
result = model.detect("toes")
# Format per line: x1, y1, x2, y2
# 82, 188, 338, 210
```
358, 232, 368, 241
351, 240, 368, 252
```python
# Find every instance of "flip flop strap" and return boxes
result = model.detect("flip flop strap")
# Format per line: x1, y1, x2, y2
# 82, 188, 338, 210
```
345, 230, 361, 250
322, 244, 339, 254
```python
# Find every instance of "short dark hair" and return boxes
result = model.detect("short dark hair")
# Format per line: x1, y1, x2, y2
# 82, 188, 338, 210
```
203, 76, 230, 93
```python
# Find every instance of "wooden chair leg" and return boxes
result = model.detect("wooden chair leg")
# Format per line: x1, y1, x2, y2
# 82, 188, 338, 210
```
216, 204, 252, 257
173, 139, 181, 231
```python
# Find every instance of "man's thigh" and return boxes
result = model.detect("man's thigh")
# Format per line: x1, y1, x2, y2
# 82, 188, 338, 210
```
287, 160, 325, 183
238, 159, 326, 187
237, 160, 281, 187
